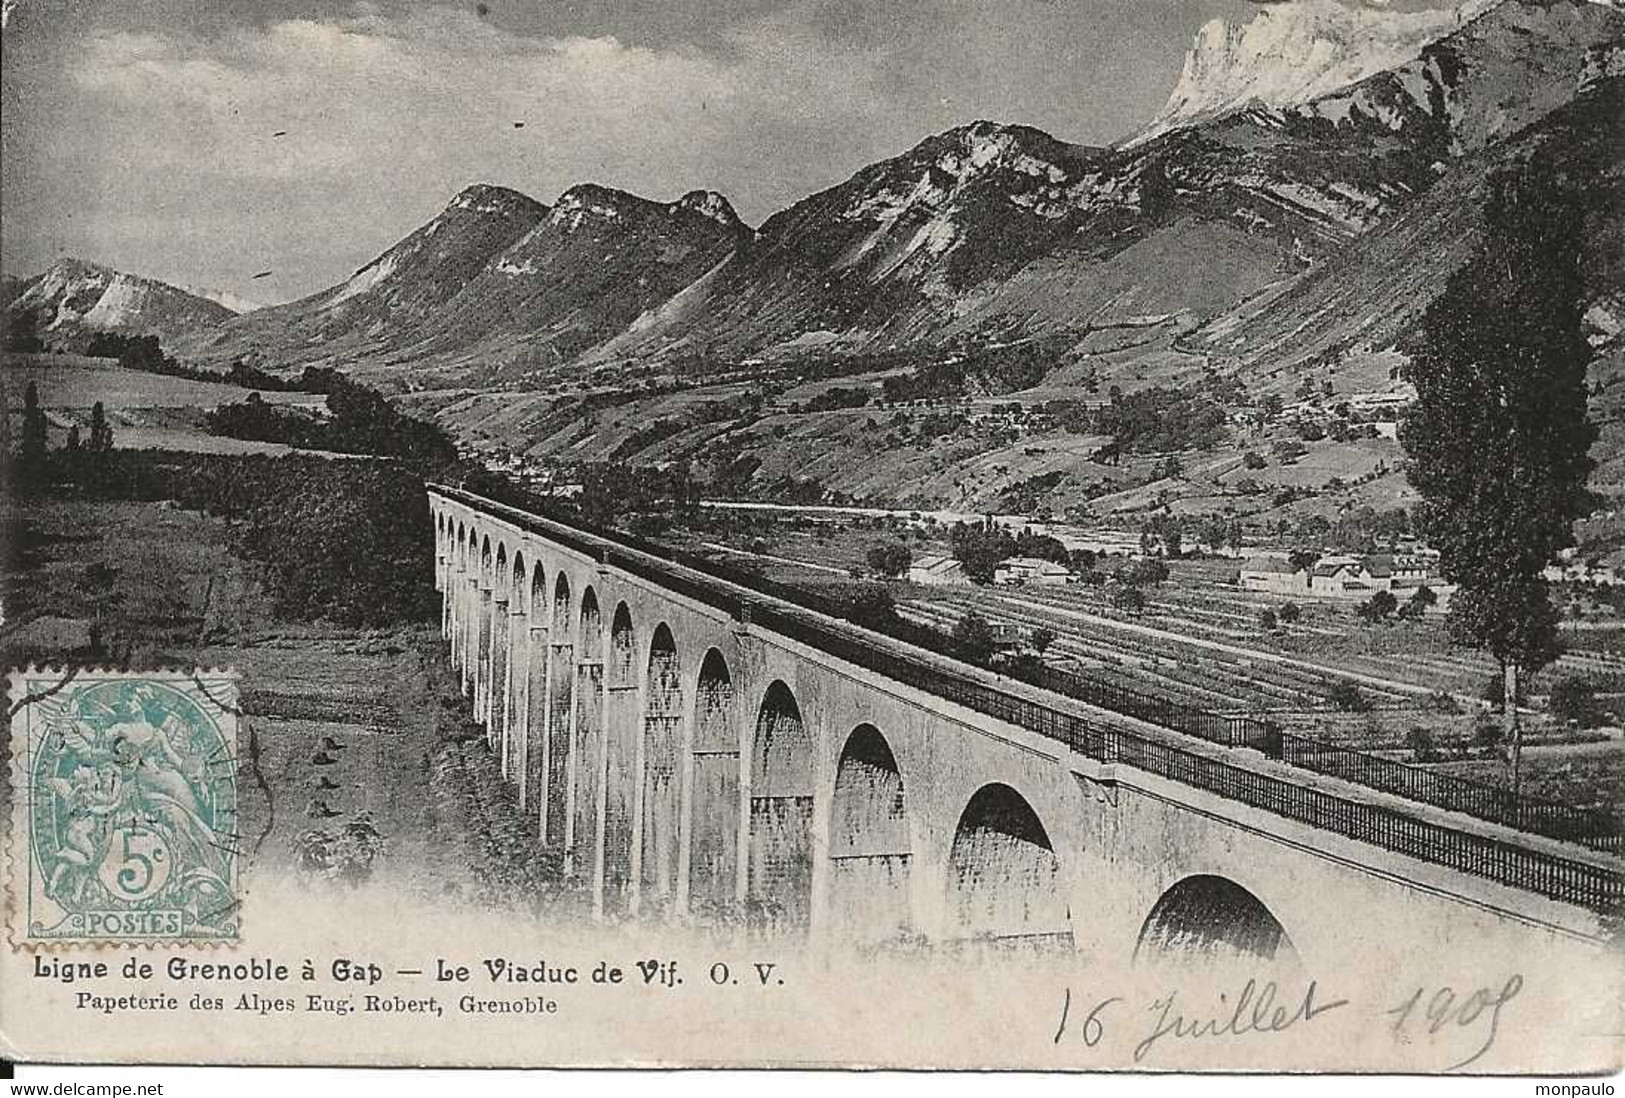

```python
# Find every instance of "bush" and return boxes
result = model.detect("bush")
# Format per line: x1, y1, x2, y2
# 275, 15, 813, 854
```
1243, 451, 1268, 470
1277, 602, 1302, 624
1258, 608, 1278, 631
865, 542, 912, 578
1116, 558, 1169, 586
1328, 681, 1370, 712
1354, 590, 1398, 623
1109, 585, 1147, 614
1548, 675, 1601, 727
1405, 726, 1442, 763
952, 611, 997, 664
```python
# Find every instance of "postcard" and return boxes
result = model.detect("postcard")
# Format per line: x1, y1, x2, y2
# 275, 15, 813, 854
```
1, 0, 1622, 1075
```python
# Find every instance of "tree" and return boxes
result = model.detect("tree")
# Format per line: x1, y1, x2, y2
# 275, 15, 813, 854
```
865, 541, 912, 579
1401, 163, 1597, 793
1548, 675, 1600, 728
949, 521, 1014, 585
19, 381, 48, 490
952, 611, 996, 664
1029, 626, 1056, 657
1110, 584, 1146, 614
1328, 681, 1369, 713
1405, 726, 1442, 763
1355, 589, 1398, 623
1258, 608, 1278, 632
1277, 602, 1302, 625
88, 401, 115, 452
1261, 393, 1285, 422
1162, 525, 1184, 559
1398, 585, 1437, 621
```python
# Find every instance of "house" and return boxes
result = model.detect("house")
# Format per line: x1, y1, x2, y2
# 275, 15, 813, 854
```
994, 557, 1073, 587
1309, 554, 1387, 596
907, 554, 969, 587
1240, 550, 1454, 609
1238, 558, 1309, 596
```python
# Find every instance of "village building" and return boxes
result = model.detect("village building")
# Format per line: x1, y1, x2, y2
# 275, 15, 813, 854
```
994, 557, 1074, 587
1239, 549, 1454, 608
907, 554, 969, 587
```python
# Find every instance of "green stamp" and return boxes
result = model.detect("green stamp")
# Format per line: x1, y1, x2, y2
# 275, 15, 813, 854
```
8, 669, 240, 945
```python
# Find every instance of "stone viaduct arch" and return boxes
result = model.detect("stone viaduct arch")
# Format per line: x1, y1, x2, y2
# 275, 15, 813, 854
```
747, 680, 816, 936
1134, 874, 1300, 973
640, 623, 684, 913
828, 723, 912, 945
602, 602, 639, 916
688, 648, 738, 920
428, 491, 1619, 975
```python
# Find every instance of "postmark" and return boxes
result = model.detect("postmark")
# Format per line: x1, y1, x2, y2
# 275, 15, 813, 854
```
7, 668, 241, 947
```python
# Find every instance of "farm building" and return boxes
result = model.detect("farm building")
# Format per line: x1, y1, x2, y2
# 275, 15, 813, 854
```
908, 554, 969, 587
1241, 552, 1454, 607
994, 557, 1074, 587
1238, 559, 1308, 596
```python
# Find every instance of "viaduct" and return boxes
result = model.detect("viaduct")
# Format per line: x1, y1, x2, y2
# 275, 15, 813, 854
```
429, 485, 1624, 975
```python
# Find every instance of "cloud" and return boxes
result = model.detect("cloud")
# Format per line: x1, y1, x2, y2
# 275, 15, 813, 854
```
1, 0, 1214, 301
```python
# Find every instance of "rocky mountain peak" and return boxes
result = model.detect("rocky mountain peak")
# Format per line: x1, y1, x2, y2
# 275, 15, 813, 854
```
444, 183, 548, 219
1132, 0, 1501, 144
673, 189, 744, 230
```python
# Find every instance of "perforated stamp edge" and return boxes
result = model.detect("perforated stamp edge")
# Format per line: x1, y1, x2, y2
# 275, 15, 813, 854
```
6, 666, 244, 952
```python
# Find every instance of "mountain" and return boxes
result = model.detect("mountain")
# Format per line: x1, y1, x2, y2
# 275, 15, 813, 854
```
189, 182, 746, 387
1278, 0, 1625, 153
4, 259, 236, 350
101, 0, 1624, 406
1182, 0, 1624, 379
1132, 0, 1500, 145
1188, 72, 1625, 391
378, 185, 749, 384
179, 285, 270, 314
182, 183, 548, 370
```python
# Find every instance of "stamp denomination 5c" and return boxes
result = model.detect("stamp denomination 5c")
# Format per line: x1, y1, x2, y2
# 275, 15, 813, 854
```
7, 669, 241, 946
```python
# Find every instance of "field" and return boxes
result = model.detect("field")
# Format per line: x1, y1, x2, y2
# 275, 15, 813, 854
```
4, 353, 327, 456
681, 518, 1625, 817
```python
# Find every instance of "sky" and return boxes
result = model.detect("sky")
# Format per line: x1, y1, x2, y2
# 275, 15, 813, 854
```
0, 0, 1446, 306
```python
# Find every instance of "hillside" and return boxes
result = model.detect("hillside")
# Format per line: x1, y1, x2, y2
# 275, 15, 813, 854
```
177, 183, 549, 375
5, 259, 237, 351
12, 0, 1620, 533
1190, 73, 1625, 393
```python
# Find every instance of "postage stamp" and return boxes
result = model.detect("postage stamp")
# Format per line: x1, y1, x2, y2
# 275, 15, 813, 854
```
6, 669, 241, 947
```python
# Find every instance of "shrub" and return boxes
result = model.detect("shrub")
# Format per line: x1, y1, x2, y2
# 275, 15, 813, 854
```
865, 541, 912, 578
1548, 675, 1600, 727
1278, 602, 1302, 624
1258, 608, 1278, 632
1354, 590, 1398, 623
1110, 585, 1147, 614
1328, 681, 1370, 712
953, 611, 996, 663
1405, 726, 1442, 763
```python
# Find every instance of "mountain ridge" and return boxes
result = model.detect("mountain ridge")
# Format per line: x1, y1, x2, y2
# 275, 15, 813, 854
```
4, 258, 237, 350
